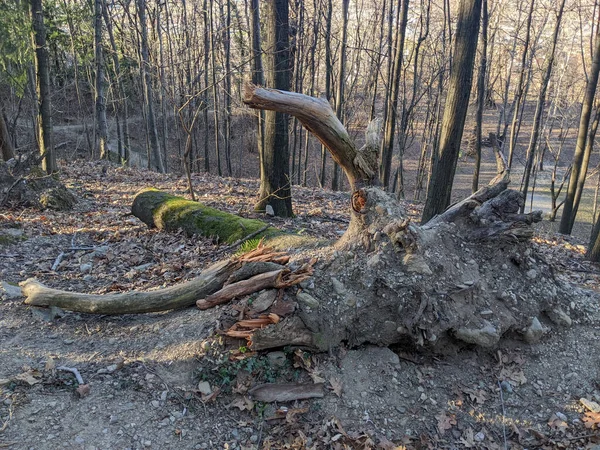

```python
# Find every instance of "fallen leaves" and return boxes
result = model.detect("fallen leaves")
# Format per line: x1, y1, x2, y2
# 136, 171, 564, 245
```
435, 410, 457, 435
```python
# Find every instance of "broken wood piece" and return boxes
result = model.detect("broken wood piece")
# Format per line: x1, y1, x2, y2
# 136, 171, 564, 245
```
225, 261, 285, 286
196, 269, 287, 310
248, 382, 324, 402
21, 259, 240, 314
250, 316, 315, 351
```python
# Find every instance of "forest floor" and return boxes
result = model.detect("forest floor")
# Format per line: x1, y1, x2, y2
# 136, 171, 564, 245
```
1, 160, 600, 449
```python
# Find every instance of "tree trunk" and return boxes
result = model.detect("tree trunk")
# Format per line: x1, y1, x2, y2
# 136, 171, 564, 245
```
422, 0, 482, 223
507, 0, 535, 169
137, 0, 165, 173
520, 0, 565, 214
30, 0, 56, 174
331, 0, 350, 192
131, 188, 279, 244
472, 0, 488, 193
0, 107, 15, 161
379, 0, 410, 190
94, 0, 108, 160
559, 11, 600, 234
254, 0, 293, 217
102, 1, 130, 164
249, 0, 264, 180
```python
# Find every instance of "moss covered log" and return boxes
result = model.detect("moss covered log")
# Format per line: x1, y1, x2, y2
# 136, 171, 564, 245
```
131, 188, 281, 245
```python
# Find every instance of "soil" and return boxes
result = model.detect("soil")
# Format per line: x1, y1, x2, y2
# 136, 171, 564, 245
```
1, 161, 600, 449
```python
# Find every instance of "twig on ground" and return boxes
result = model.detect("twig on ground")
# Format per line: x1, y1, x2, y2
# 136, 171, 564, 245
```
51, 252, 65, 271
57, 366, 84, 385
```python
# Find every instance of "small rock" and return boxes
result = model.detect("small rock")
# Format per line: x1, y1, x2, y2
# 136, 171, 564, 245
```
151, 400, 160, 408
331, 278, 347, 296
1, 281, 22, 299
546, 307, 572, 327
250, 435, 258, 443
296, 292, 319, 309
500, 381, 513, 393
267, 351, 287, 368
74, 436, 85, 445
109, 415, 118, 424
455, 321, 500, 347
526, 269, 537, 279
474, 431, 485, 442
160, 391, 168, 402
197, 381, 212, 395
250, 290, 277, 313
143, 440, 151, 447
265, 205, 275, 216
63, 339, 75, 345
79, 264, 92, 274
555, 412, 568, 421
524, 317, 545, 344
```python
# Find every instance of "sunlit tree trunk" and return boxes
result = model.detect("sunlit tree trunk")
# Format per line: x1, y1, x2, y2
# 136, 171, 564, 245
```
331, 0, 349, 191
422, 0, 482, 223
94, 0, 108, 160
520, 0, 565, 213
379, 0, 410, 190
560, 11, 600, 235
507, 0, 535, 169
472, 0, 488, 193
30, 0, 56, 174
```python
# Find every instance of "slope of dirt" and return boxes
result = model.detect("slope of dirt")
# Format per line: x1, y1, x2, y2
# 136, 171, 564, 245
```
1, 160, 600, 449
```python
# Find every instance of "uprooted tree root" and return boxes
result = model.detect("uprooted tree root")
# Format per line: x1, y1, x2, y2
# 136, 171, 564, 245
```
20, 86, 575, 355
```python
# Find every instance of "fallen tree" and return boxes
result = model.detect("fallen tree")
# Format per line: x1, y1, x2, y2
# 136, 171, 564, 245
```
21, 85, 575, 354
131, 188, 280, 244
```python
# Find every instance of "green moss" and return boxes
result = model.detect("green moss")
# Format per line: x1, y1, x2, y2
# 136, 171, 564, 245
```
149, 191, 280, 244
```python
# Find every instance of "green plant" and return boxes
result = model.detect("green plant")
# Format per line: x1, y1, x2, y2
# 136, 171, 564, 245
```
234, 238, 262, 256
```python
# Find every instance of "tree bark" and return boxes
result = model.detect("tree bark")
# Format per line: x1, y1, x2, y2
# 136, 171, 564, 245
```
422, 0, 482, 223
331, 0, 350, 192
559, 11, 600, 234
30, 0, 56, 174
379, 0, 410, 190
137, 0, 165, 173
243, 86, 377, 191
507, 0, 535, 170
21, 260, 240, 314
254, 0, 293, 217
520, 0, 565, 213
94, 0, 108, 160
0, 108, 15, 161
472, 0, 488, 193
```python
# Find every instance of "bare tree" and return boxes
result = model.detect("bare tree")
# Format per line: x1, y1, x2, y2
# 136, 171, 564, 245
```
255, 0, 293, 217
137, 0, 165, 173
520, 0, 566, 213
472, 0, 488, 193
94, 0, 108, 160
379, 0, 409, 190
560, 8, 600, 234
422, 0, 482, 223
30, 0, 56, 174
